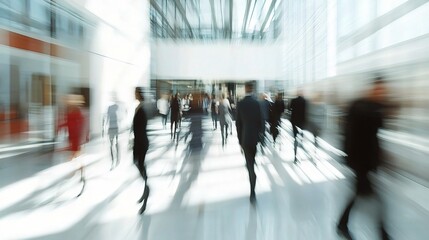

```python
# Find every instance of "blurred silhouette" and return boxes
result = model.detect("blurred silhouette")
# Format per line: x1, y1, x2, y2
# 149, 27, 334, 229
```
259, 93, 272, 149
157, 93, 169, 129
307, 92, 326, 164
181, 94, 191, 119
337, 77, 391, 240
236, 82, 263, 204
270, 93, 285, 146
218, 93, 232, 146
289, 90, 307, 164
103, 93, 123, 170
57, 94, 88, 197
132, 87, 150, 214
203, 93, 210, 115
58, 94, 87, 159
227, 92, 235, 134
170, 93, 181, 140
211, 94, 219, 130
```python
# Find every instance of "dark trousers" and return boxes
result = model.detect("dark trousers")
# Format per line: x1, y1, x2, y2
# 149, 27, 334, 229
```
161, 114, 167, 128
134, 147, 149, 181
338, 171, 389, 239
134, 147, 150, 212
220, 122, 228, 145
270, 123, 279, 143
293, 125, 304, 161
212, 113, 218, 129
171, 118, 178, 139
243, 145, 257, 196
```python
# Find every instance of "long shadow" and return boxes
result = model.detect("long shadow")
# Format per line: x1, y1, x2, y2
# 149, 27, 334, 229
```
0, 154, 105, 217
25, 176, 140, 240
169, 113, 213, 209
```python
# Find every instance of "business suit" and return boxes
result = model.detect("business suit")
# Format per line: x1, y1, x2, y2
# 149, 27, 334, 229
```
236, 94, 263, 201
337, 98, 390, 240
289, 95, 307, 162
133, 102, 150, 214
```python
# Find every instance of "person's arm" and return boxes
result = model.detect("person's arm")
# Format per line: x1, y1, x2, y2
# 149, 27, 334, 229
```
102, 113, 106, 137
236, 102, 242, 146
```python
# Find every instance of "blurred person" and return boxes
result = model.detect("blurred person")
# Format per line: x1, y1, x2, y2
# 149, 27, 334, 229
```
188, 93, 193, 105
289, 90, 307, 164
57, 94, 88, 160
270, 93, 285, 146
211, 94, 219, 130
103, 93, 125, 170
218, 93, 232, 146
181, 94, 191, 119
236, 82, 263, 204
337, 78, 391, 240
203, 93, 210, 114
170, 93, 181, 140
132, 87, 150, 214
157, 94, 169, 129
227, 91, 236, 134
259, 93, 273, 148
57, 94, 88, 196
307, 93, 326, 164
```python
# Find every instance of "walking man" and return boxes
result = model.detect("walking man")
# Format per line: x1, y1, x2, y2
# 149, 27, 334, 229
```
337, 78, 391, 240
236, 82, 263, 203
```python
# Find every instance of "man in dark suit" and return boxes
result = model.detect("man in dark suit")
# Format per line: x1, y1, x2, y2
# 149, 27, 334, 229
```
133, 87, 150, 214
289, 90, 307, 163
337, 78, 391, 240
236, 82, 263, 203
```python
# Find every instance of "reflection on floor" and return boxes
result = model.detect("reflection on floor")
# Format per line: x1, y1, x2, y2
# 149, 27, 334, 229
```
0, 114, 428, 240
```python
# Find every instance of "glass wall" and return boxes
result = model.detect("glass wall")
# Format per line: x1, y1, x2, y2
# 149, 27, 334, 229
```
149, 0, 283, 41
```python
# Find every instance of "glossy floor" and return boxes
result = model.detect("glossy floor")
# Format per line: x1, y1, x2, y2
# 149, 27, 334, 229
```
0, 115, 428, 240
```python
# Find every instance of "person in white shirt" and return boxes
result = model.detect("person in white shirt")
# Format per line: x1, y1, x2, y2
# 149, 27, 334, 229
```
157, 94, 169, 129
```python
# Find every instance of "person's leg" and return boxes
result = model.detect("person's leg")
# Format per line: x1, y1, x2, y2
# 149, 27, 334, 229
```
337, 195, 355, 240
161, 114, 165, 128
293, 126, 299, 163
375, 191, 391, 240
243, 145, 257, 202
115, 134, 120, 166
337, 172, 368, 239
170, 120, 174, 138
312, 130, 318, 165
212, 114, 215, 129
136, 148, 150, 214
109, 135, 115, 169
220, 122, 225, 146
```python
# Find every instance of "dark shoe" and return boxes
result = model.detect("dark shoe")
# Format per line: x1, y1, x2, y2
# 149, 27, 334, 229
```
137, 186, 150, 203
250, 193, 256, 205
250, 190, 256, 201
137, 193, 145, 203
381, 228, 391, 240
337, 224, 353, 240
139, 200, 147, 215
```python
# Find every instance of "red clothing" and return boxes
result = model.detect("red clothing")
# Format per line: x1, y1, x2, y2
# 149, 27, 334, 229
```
63, 106, 85, 152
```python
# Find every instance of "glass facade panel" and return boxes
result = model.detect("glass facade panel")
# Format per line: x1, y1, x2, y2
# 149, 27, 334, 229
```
149, 0, 283, 41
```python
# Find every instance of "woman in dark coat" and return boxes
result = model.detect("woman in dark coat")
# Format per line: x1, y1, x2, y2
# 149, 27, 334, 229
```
133, 87, 150, 214
170, 93, 181, 140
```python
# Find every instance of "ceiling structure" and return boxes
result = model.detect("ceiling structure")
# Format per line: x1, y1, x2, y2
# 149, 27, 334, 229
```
150, 0, 283, 41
